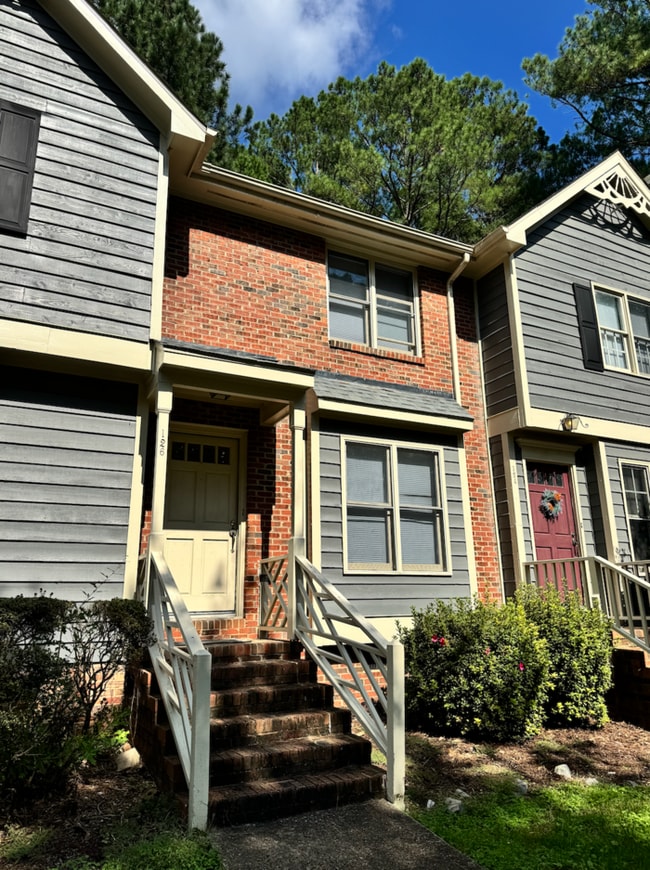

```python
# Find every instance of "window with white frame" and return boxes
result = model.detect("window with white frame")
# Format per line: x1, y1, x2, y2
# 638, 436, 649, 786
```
327, 251, 418, 354
343, 439, 446, 572
595, 287, 650, 375
622, 463, 650, 561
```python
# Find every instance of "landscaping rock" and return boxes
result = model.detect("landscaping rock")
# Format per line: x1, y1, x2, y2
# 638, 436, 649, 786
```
426, 799, 436, 809
116, 747, 141, 771
445, 797, 463, 813
514, 778, 529, 795
583, 777, 599, 786
553, 763, 572, 779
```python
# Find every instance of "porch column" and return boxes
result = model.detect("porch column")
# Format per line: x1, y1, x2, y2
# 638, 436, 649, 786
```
150, 379, 173, 538
290, 397, 307, 555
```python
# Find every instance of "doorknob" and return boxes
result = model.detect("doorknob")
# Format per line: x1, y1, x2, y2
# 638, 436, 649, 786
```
229, 520, 238, 553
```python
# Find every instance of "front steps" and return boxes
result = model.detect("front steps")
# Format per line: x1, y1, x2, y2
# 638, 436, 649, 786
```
132, 639, 385, 825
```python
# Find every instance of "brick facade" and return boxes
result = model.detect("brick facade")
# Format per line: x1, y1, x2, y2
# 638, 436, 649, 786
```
155, 195, 502, 640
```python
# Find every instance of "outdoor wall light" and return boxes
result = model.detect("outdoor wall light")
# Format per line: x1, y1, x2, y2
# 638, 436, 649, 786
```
560, 413, 584, 432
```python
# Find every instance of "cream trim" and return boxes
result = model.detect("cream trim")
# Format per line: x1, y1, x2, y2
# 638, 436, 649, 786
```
162, 348, 314, 392
316, 398, 473, 432
504, 433, 528, 586
504, 257, 531, 425
123, 389, 148, 599
0, 320, 151, 371
310, 421, 322, 569
595, 441, 618, 560
150, 139, 170, 343
516, 438, 581, 464
457, 443, 478, 596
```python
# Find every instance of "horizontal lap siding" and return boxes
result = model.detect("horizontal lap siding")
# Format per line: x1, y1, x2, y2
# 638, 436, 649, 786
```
0, 367, 137, 600
516, 195, 650, 425
0, 2, 158, 342
319, 425, 471, 619
489, 436, 516, 597
478, 265, 517, 415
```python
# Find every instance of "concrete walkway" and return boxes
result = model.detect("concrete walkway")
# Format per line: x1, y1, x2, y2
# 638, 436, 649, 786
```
210, 799, 484, 870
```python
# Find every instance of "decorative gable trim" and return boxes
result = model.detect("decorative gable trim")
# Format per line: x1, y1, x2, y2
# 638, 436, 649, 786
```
586, 169, 650, 220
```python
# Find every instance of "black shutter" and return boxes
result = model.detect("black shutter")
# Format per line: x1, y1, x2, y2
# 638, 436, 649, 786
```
0, 100, 40, 234
573, 282, 604, 372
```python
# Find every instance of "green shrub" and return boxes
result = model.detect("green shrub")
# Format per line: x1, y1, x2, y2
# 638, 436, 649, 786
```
516, 584, 613, 727
0, 593, 152, 809
399, 598, 551, 741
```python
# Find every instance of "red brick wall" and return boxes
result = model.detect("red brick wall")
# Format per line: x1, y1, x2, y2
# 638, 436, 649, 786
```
164, 199, 453, 392
160, 198, 501, 613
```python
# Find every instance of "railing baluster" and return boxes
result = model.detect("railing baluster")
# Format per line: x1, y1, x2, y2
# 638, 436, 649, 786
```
258, 541, 405, 808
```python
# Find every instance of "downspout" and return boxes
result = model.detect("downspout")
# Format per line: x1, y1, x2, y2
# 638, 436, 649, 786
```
447, 252, 471, 402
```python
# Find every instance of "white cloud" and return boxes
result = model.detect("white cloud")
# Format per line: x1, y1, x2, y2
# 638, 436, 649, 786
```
193, 0, 385, 119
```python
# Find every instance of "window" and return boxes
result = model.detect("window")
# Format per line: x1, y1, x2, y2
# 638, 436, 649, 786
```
343, 439, 446, 572
0, 100, 40, 234
328, 252, 418, 354
622, 463, 650, 560
594, 287, 650, 375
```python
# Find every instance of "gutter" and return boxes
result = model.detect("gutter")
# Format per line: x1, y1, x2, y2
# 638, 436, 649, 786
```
447, 252, 471, 402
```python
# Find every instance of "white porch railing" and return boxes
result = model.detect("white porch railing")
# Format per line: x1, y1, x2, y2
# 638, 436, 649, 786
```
524, 555, 650, 654
259, 540, 405, 809
144, 542, 212, 831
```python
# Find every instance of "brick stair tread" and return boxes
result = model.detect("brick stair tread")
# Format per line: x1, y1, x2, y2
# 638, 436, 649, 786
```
198, 765, 385, 825
204, 640, 302, 662
210, 681, 332, 715
211, 658, 313, 687
165, 733, 372, 786
210, 707, 351, 745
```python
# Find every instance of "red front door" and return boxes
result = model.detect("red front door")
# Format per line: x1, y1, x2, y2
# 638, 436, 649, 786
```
527, 463, 581, 591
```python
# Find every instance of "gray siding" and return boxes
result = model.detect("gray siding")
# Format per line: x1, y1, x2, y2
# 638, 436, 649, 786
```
0, 366, 138, 600
489, 436, 516, 597
319, 422, 472, 619
515, 194, 650, 424
477, 265, 517, 415
0, 1, 158, 342
605, 441, 650, 561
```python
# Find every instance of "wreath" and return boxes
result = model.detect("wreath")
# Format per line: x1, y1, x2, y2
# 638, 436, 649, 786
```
540, 489, 563, 519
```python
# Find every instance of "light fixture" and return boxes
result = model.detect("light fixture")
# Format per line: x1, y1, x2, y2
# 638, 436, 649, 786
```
560, 413, 585, 432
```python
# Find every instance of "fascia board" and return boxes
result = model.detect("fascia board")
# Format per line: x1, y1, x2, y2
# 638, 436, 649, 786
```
316, 398, 474, 432
177, 166, 474, 272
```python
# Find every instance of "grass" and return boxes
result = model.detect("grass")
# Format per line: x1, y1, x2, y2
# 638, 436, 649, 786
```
412, 781, 650, 870
0, 792, 223, 870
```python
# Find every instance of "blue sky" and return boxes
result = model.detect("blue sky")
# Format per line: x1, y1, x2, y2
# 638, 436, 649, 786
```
193, 0, 590, 144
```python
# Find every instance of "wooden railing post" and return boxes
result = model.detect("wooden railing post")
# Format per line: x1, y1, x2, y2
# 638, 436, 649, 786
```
188, 649, 211, 831
386, 639, 405, 810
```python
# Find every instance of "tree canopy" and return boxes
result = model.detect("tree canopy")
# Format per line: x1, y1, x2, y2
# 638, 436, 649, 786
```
523, 0, 650, 172
236, 59, 547, 242
90, 0, 252, 164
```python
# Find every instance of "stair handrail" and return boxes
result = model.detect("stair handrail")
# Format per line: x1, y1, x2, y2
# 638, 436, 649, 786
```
523, 554, 650, 655
259, 539, 405, 809
144, 538, 211, 831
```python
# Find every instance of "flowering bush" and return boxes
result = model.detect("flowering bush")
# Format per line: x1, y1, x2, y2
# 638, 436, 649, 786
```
516, 584, 613, 727
399, 597, 551, 741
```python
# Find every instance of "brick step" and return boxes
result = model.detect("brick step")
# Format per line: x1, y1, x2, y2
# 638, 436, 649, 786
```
183, 765, 386, 826
164, 734, 371, 789
210, 681, 333, 716
209, 707, 352, 749
210, 658, 314, 688
204, 639, 303, 663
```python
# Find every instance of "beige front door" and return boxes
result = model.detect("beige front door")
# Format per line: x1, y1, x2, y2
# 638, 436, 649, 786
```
163, 429, 244, 613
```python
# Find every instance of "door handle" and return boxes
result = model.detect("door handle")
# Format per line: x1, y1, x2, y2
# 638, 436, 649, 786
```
229, 521, 238, 553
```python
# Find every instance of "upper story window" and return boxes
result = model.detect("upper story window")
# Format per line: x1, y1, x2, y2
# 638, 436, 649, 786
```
0, 100, 40, 234
595, 287, 650, 375
327, 251, 419, 354
343, 438, 447, 573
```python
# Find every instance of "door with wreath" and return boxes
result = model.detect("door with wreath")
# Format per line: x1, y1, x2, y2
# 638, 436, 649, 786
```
527, 463, 581, 592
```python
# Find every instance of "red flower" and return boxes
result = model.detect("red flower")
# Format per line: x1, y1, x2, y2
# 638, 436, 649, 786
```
518, 662, 525, 671
431, 635, 438, 643
485, 647, 491, 656
439, 637, 446, 646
